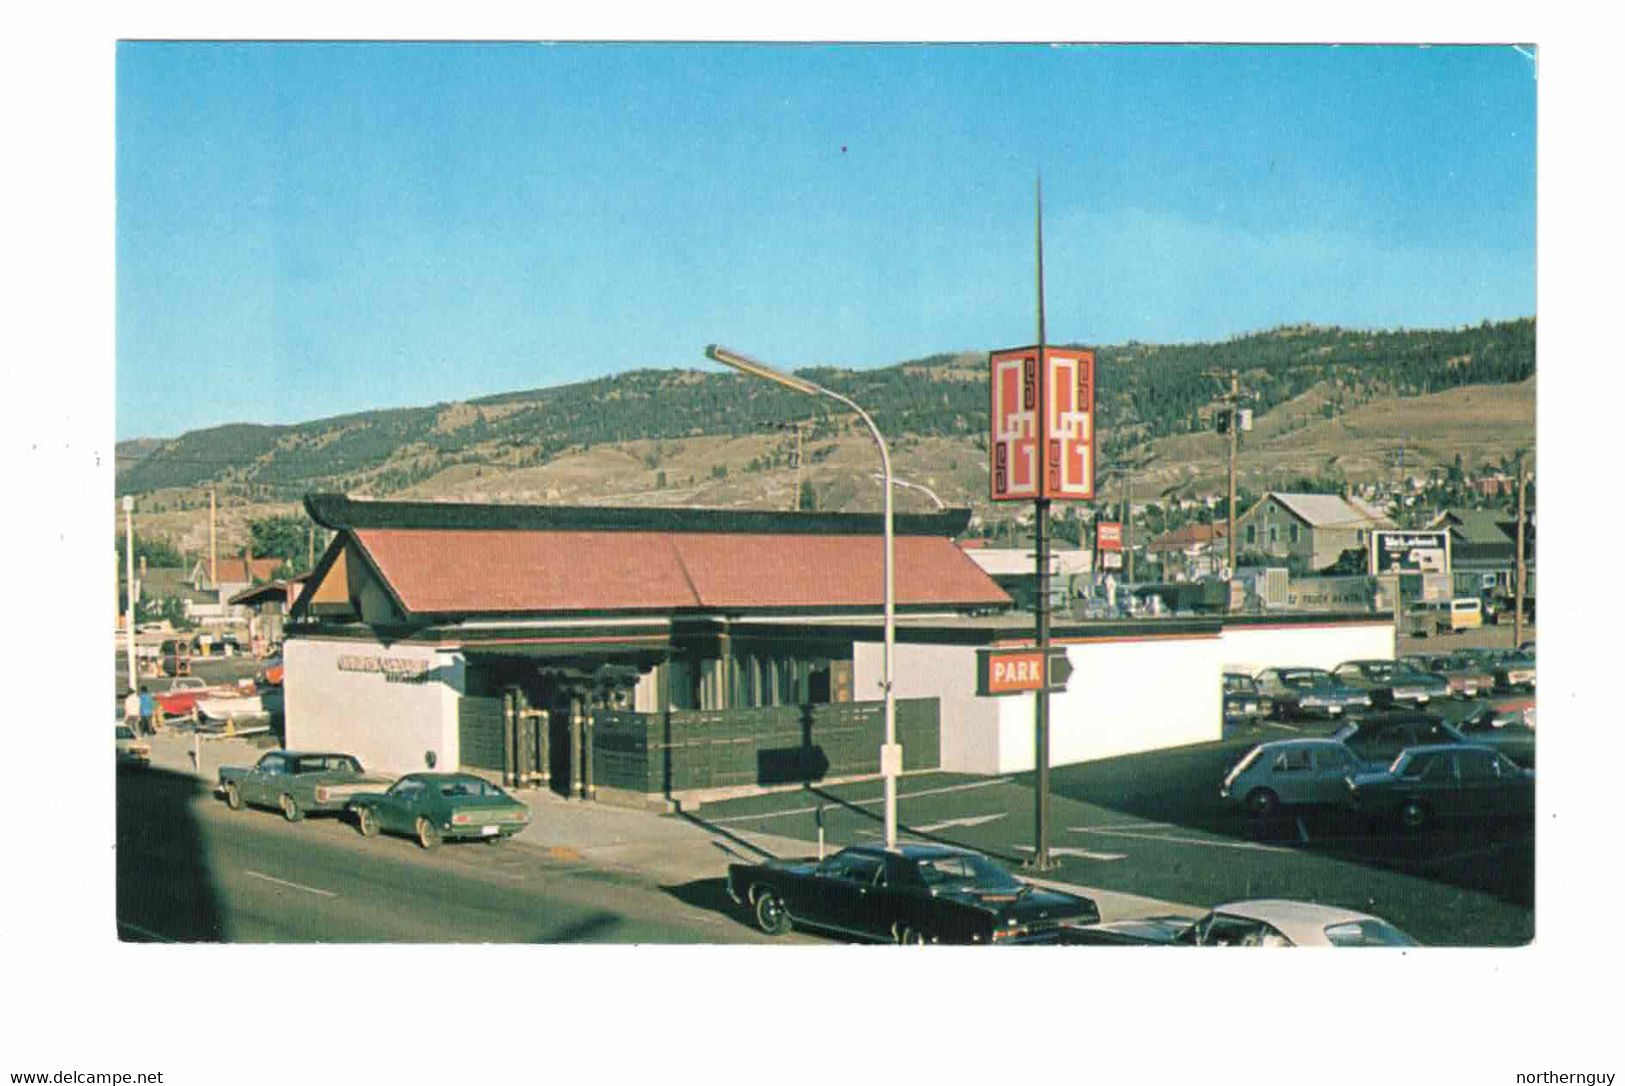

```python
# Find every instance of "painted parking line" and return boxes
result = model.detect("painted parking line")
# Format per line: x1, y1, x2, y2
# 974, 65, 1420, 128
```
117, 920, 177, 942
704, 777, 1015, 825
912, 813, 1008, 833
243, 870, 338, 898
1067, 822, 1177, 834
1015, 845, 1127, 862
1071, 827, 1298, 855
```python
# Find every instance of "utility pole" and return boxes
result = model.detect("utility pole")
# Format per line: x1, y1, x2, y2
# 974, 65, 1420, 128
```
1123, 471, 1134, 584
308, 523, 316, 571
1227, 369, 1239, 583
123, 496, 137, 693
209, 487, 218, 587
1514, 451, 1527, 648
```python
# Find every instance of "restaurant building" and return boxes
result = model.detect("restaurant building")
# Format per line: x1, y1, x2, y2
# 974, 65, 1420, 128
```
286, 494, 1393, 801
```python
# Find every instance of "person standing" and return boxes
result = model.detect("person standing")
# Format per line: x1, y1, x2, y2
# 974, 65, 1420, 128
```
138, 686, 154, 737
123, 687, 140, 728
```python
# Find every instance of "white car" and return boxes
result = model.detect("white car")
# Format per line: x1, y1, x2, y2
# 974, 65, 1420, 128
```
1065, 899, 1418, 947
1220, 738, 1371, 817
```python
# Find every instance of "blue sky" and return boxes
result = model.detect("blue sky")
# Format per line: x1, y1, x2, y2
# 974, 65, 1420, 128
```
116, 42, 1536, 440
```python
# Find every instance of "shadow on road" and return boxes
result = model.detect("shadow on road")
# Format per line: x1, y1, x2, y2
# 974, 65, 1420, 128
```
660, 877, 757, 935
116, 764, 227, 941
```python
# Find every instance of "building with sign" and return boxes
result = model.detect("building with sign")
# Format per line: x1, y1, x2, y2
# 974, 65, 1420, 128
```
283, 494, 1400, 798
1235, 492, 1394, 573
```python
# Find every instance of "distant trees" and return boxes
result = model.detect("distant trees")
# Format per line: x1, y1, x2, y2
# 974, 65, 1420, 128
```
249, 516, 311, 573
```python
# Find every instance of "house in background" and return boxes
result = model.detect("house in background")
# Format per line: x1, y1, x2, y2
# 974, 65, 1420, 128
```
1430, 507, 1532, 603
1145, 522, 1227, 580
1235, 492, 1394, 574
229, 576, 309, 651
186, 556, 286, 627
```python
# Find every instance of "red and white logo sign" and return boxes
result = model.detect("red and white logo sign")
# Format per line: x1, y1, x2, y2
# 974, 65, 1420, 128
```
990, 346, 1095, 502
1097, 521, 1123, 551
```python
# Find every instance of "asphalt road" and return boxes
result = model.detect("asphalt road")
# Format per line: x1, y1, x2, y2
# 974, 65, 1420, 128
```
116, 766, 813, 944
689, 708, 1534, 947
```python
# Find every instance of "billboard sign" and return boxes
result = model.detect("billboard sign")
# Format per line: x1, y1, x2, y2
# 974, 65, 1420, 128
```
1096, 521, 1123, 551
976, 647, 1074, 696
1370, 530, 1451, 576
990, 346, 1095, 501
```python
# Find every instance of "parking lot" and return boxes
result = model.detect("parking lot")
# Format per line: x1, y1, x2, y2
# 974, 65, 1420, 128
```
690, 706, 1534, 947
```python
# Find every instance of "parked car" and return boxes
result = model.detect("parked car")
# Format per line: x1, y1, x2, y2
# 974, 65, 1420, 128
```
1408, 652, 1494, 699
1220, 738, 1371, 817
1330, 712, 1461, 766
1222, 672, 1270, 726
1253, 667, 1372, 721
349, 772, 531, 849
726, 843, 1100, 945
1453, 704, 1536, 768
1058, 899, 1418, 947
115, 723, 150, 768
1332, 659, 1450, 708
1488, 650, 1536, 693
1346, 744, 1535, 831
218, 750, 390, 822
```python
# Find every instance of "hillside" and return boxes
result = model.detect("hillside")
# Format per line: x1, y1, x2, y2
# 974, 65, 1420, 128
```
114, 319, 1536, 551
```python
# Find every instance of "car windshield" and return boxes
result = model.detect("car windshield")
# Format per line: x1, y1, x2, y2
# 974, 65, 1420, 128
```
914, 852, 1022, 892
438, 778, 502, 798
1323, 919, 1418, 947
1224, 675, 1257, 693
1280, 670, 1335, 689
1391, 662, 1432, 680
1356, 662, 1393, 680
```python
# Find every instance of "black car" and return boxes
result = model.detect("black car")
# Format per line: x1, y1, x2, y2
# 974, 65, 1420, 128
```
1223, 672, 1269, 726
726, 844, 1099, 945
1331, 712, 1461, 766
1331, 659, 1450, 708
1346, 743, 1534, 831
1453, 704, 1536, 768
1254, 667, 1372, 721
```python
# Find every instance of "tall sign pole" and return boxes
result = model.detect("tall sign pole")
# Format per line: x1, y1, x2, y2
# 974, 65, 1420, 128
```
1514, 451, 1527, 648
1032, 176, 1054, 871
989, 180, 1093, 874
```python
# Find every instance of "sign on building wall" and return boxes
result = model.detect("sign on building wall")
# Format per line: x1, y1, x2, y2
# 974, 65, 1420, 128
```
337, 653, 431, 683
990, 346, 1096, 501
1370, 530, 1451, 576
976, 647, 1073, 696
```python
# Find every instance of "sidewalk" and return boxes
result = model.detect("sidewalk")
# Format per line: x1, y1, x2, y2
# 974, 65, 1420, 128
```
137, 731, 1199, 923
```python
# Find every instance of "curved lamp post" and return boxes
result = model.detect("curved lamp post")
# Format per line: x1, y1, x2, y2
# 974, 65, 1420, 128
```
705, 344, 899, 850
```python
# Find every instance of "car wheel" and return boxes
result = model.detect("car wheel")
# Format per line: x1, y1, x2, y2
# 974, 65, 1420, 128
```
1246, 788, 1281, 819
1399, 798, 1431, 832
753, 888, 792, 936
224, 782, 242, 811
280, 794, 303, 823
355, 806, 379, 838
899, 925, 928, 946
484, 833, 504, 846
416, 817, 441, 850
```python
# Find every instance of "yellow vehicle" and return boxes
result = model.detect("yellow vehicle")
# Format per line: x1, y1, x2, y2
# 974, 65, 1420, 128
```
1436, 597, 1483, 633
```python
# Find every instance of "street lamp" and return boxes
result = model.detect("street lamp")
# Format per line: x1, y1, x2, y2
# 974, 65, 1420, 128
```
871, 473, 946, 510
706, 344, 901, 850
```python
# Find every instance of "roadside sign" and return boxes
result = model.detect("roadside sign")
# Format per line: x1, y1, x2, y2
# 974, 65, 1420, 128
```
990, 346, 1095, 501
1096, 521, 1123, 551
1371, 530, 1451, 576
977, 647, 1073, 696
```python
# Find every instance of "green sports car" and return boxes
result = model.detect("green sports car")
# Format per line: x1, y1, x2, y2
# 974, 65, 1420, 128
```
348, 772, 531, 849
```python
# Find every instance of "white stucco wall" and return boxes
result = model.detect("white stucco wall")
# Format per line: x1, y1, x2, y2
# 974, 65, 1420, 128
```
855, 642, 1001, 773
857, 618, 1403, 775
284, 638, 466, 777
1218, 620, 1395, 676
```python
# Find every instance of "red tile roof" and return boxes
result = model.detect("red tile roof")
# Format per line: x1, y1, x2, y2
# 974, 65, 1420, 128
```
351, 529, 1010, 615
1146, 523, 1227, 554
209, 557, 285, 584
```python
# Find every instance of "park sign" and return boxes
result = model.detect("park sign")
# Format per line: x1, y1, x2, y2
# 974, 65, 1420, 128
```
990, 346, 1096, 501
976, 647, 1074, 696
1370, 530, 1452, 577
